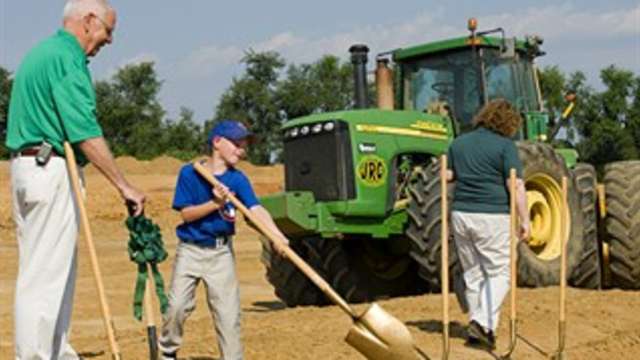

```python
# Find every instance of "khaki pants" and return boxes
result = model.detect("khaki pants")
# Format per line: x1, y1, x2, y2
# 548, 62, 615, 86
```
452, 211, 510, 332
11, 156, 80, 360
159, 241, 243, 360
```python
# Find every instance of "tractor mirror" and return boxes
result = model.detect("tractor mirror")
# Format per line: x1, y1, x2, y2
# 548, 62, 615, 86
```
501, 38, 516, 58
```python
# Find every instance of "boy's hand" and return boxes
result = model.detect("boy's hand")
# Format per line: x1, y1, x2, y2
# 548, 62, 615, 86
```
212, 183, 231, 206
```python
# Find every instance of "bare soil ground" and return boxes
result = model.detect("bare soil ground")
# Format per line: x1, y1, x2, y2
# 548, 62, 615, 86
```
1, 158, 639, 359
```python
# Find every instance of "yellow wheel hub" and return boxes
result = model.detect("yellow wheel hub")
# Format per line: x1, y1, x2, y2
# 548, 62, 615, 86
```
525, 174, 569, 260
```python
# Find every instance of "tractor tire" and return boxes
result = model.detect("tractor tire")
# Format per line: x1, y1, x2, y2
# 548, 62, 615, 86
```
260, 236, 327, 306
516, 142, 585, 287
406, 160, 461, 292
568, 163, 601, 289
604, 161, 640, 289
315, 237, 426, 303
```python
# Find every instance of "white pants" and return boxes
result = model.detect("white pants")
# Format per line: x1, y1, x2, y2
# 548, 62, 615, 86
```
452, 211, 510, 332
11, 156, 81, 359
159, 241, 243, 360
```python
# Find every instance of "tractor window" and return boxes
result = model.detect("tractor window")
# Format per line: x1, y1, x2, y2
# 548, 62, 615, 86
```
484, 50, 540, 112
403, 49, 482, 132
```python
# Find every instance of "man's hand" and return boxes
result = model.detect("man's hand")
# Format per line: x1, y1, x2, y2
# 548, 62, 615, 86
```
121, 184, 146, 216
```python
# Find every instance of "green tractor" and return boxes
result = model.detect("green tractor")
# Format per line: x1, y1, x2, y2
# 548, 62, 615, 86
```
260, 20, 640, 306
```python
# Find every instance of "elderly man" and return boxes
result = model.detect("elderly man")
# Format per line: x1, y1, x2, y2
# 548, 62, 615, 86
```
6, 0, 145, 358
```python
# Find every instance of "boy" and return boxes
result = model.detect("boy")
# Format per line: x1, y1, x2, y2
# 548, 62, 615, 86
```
159, 120, 288, 360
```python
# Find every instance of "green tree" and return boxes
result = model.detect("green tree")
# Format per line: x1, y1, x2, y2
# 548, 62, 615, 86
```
276, 55, 353, 120
211, 52, 360, 164
212, 51, 285, 164
539, 65, 639, 169
575, 66, 639, 166
0, 66, 13, 158
162, 107, 204, 160
96, 62, 165, 159
538, 65, 588, 141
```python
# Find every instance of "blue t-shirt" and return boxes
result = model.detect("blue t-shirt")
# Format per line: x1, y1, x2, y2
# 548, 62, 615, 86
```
172, 163, 260, 246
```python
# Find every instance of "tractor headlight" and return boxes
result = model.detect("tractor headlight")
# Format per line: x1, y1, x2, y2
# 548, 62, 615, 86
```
300, 125, 310, 135
290, 127, 299, 138
324, 121, 335, 131
312, 123, 323, 134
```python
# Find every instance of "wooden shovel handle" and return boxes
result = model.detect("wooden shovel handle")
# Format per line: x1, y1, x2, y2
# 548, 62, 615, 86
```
440, 155, 450, 359
560, 177, 568, 321
509, 169, 517, 321
193, 161, 356, 317
63, 142, 121, 359
144, 263, 156, 327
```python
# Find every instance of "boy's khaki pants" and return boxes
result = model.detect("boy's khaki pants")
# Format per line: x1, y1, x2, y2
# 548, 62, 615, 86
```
159, 241, 243, 360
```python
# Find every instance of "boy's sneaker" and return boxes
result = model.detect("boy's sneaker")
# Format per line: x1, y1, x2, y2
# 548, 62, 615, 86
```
466, 320, 496, 350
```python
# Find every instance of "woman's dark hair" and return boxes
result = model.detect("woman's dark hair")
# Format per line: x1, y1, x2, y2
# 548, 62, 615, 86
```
472, 99, 522, 137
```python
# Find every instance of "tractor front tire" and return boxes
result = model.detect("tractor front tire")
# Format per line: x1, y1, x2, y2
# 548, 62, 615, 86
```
261, 236, 327, 306
406, 160, 460, 292
604, 161, 640, 289
316, 237, 425, 303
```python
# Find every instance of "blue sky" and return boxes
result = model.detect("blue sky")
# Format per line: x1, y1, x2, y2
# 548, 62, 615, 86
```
1, 1, 638, 123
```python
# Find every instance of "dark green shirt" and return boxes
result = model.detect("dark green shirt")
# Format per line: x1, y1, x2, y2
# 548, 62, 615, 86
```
6, 29, 103, 156
447, 127, 523, 214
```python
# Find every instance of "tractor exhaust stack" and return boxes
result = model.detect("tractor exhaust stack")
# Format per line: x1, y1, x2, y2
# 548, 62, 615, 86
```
349, 44, 369, 109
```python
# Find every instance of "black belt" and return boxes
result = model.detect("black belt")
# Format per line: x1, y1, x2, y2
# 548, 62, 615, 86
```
182, 235, 230, 248
11, 146, 61, 157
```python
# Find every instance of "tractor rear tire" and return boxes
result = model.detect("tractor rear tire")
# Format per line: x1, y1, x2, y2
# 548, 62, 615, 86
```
516, 142, 585, 287
316, 237, 425, 303
406, 160, 461, 292
604, 161, 640, 289
568, 163, 601, 289
261, 236, 327, 306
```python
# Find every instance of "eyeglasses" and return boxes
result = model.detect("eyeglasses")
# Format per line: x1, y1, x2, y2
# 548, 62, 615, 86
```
93, 13, 114, 38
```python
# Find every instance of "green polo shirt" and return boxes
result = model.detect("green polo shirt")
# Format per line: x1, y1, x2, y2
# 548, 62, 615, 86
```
447, 127, 523, 214
6, 29, 103, 156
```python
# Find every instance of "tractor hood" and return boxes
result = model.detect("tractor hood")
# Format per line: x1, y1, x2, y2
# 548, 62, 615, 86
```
283, 109, 454, 145
277, 109, 454, 221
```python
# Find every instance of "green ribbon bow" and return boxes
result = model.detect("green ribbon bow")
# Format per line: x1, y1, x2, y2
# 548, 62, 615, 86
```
126, 215, 169, 321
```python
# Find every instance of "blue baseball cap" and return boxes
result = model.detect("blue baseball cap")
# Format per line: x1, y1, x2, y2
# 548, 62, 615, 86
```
207, 120, 253, 145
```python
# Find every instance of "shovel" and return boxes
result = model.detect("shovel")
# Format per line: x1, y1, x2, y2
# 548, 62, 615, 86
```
64, 142, 122, 360
193, 161, 426, 360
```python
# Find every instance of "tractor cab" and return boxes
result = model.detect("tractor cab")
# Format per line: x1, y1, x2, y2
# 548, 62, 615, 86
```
387, 20, 545, 137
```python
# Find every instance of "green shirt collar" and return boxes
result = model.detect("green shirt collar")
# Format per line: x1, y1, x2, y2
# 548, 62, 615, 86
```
56, 28, 87, 63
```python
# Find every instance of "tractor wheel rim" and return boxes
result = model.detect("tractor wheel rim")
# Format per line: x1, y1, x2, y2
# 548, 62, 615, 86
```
525, 173, 568, 260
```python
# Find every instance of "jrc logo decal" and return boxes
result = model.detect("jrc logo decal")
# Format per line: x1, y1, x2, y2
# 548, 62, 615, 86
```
357, 155, 387, 187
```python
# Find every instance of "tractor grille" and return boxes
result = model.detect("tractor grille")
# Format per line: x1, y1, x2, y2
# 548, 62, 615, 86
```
283, 120, 355, 201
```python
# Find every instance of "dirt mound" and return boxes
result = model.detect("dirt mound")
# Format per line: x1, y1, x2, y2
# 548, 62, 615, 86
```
86, 155, 185, 175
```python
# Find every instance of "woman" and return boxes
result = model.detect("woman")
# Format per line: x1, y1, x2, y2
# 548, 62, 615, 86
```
446, 99, 530, 350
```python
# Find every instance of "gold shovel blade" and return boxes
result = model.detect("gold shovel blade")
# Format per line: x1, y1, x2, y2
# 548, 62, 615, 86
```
345, 303, 418, 360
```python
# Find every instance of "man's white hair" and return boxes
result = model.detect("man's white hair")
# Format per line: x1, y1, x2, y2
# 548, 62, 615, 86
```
63, 0, 112, 20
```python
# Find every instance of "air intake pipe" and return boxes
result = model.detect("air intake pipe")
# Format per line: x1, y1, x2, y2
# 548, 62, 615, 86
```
349, 44, 369, 109
376, 58, 394, 110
